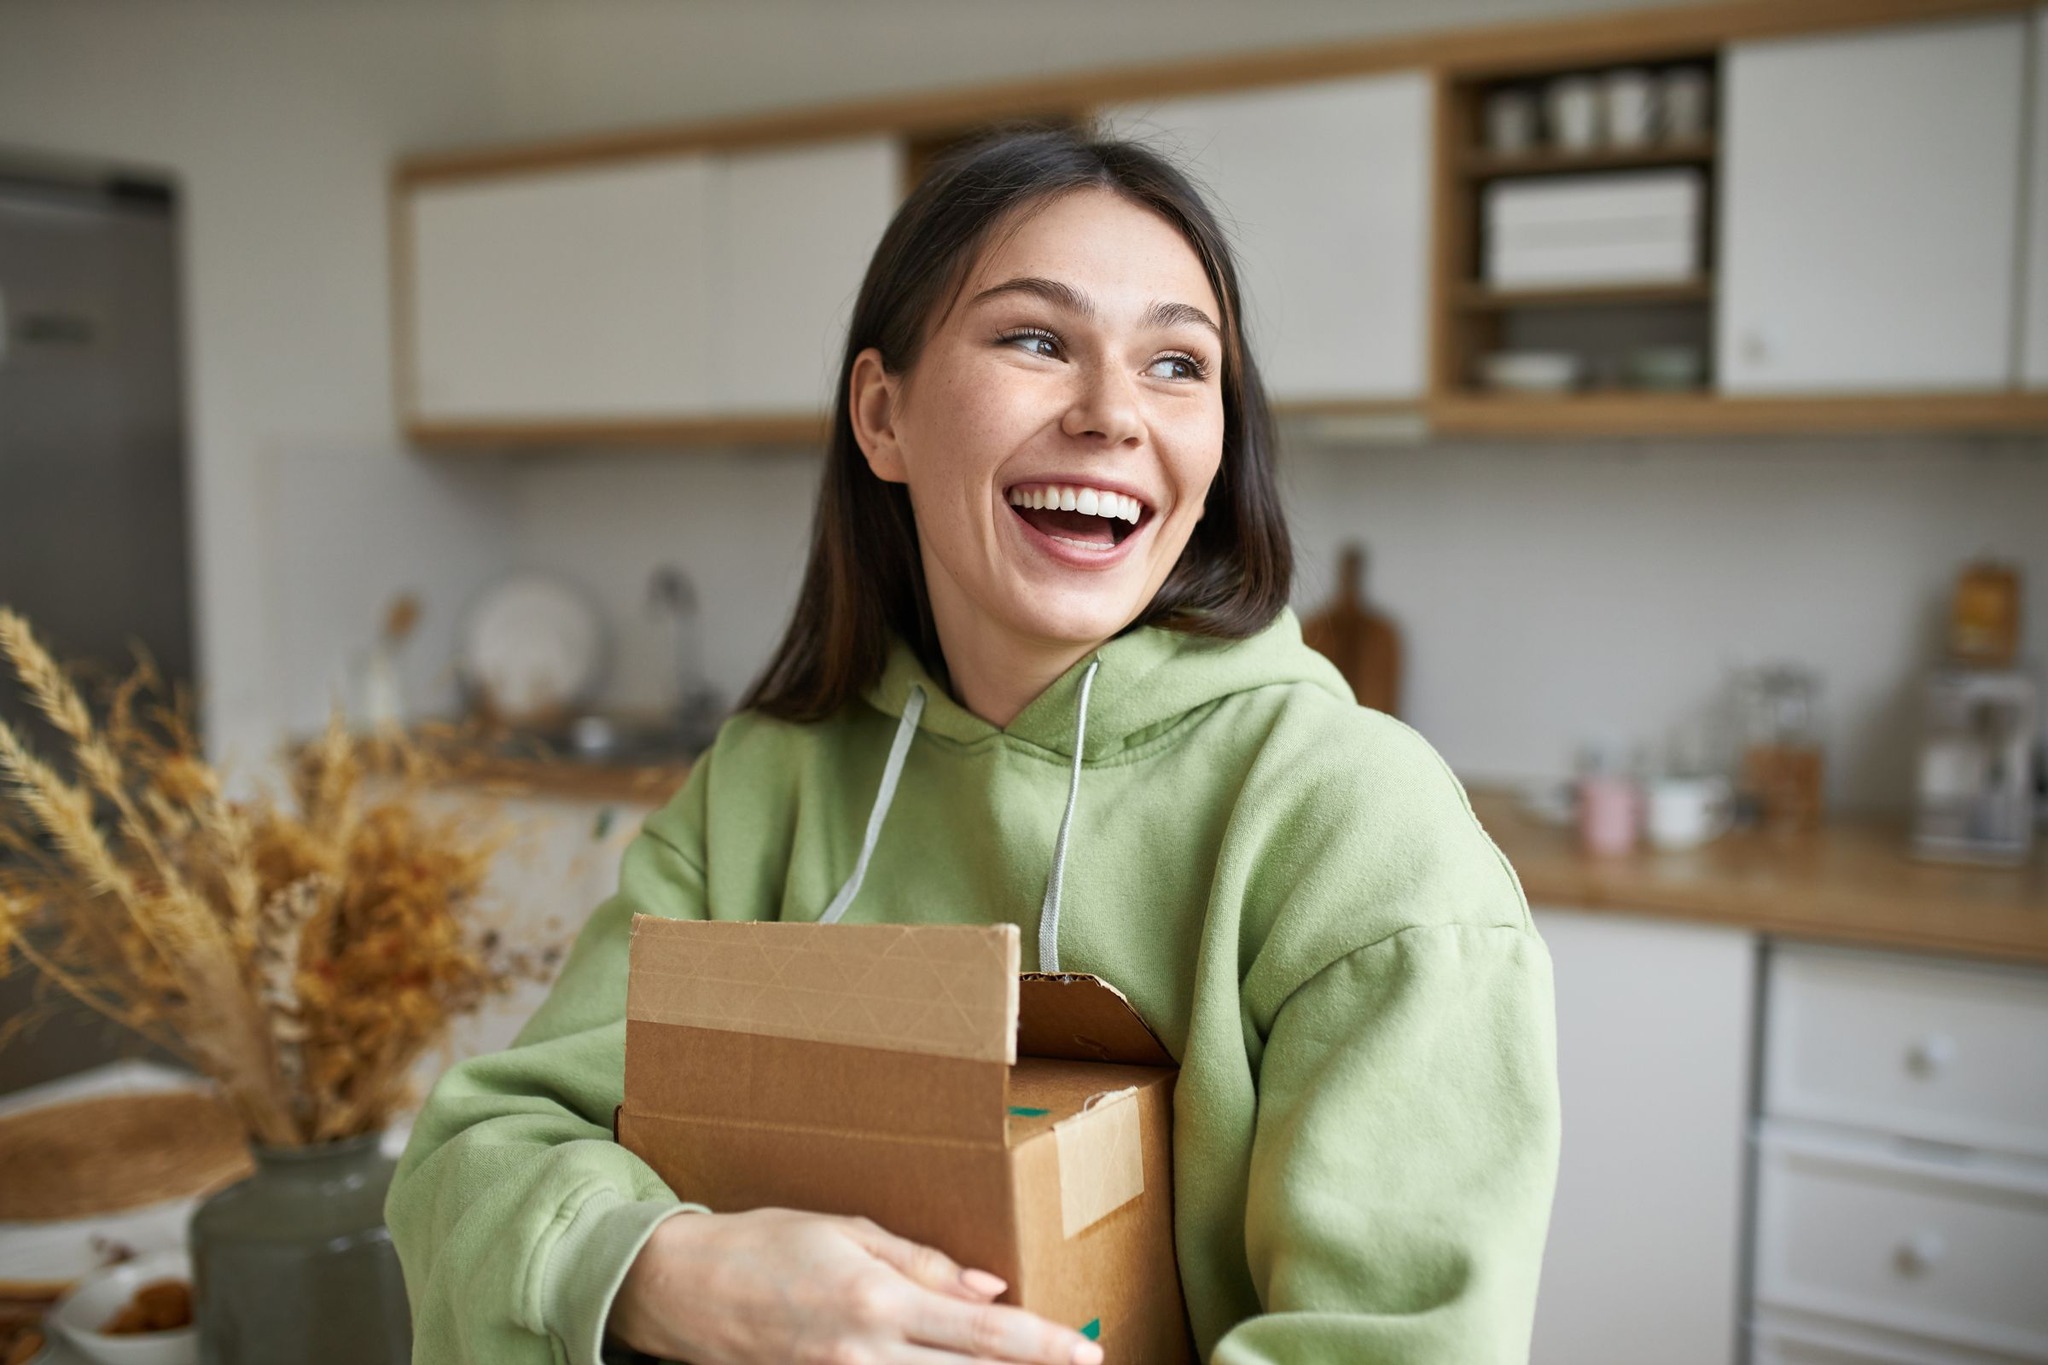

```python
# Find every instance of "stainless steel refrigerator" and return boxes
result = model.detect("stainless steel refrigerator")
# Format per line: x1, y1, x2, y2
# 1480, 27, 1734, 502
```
0, 158, 194, 1091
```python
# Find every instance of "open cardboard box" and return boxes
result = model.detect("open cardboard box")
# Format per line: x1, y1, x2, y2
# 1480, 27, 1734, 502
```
618, 917, 1193, 1361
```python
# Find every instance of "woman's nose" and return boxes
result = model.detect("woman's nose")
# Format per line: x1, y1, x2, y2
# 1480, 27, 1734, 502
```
1060, 359, 1144, 447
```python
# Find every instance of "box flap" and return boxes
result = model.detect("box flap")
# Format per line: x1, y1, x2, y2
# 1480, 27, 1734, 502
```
628, 917, 1020, 1064
1016, 973, 1174, 1068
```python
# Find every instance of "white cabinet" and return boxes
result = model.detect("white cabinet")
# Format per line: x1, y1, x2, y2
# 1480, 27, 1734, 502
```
711, 137, 902, 413
1529, 908, 1756, 1365
1717, 16, 2027, 393
1100, 72, 1433, 402
1754, 944, 2048, 1364
404, 135, 901, 429
409, 157, 716, 422
2022, 7, 2048, 387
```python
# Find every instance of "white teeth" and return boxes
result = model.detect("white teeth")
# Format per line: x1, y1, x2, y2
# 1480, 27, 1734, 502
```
1007, 484, 1146, 524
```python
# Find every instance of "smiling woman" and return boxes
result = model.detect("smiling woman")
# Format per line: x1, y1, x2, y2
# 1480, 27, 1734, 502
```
741, 130, 1290, 729
386, 126, 1560, 1365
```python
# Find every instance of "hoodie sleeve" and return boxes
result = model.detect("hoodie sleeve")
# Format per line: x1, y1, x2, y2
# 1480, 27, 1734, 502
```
1212, 921, 1560, 1365
385, 757, 716, 1365
1203, 702, 1560, 1365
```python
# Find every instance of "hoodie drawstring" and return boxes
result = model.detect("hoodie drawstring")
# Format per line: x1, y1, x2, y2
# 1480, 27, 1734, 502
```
816, 658, 1100, 974
818, 684, 926, 925
1037, 657, 1099, 974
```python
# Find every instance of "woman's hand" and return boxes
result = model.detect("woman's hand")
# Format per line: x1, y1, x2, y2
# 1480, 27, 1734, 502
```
607, 1207, 1106, 1365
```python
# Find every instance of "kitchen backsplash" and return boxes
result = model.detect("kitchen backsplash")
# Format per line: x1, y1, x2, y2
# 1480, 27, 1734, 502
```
263, 429, 2048, 815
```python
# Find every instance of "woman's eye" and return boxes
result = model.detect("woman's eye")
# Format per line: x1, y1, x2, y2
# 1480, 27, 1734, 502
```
1148, 353, 1208, 382
1003, 329, 1061, 359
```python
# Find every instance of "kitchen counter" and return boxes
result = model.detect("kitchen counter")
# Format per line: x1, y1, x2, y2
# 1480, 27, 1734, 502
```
310, 728, 694, 806
1467, 787, 2048, 967
412, 744, 692, 805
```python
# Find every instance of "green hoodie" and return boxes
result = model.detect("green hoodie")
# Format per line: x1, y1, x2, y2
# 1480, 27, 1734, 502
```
387, 607, 1560, 1365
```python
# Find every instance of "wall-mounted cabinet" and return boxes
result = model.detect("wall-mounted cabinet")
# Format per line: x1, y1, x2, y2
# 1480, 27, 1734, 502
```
408, 157, 716, 424
1717, 15, 2027, 394
394, 0, 2048, 448
399, 135, 900, 444
2022, 5, 2048, 388
1100, 72, 1432, 404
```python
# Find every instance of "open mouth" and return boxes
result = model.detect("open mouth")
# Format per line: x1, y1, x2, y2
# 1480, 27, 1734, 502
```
1004, 483, 1150, 550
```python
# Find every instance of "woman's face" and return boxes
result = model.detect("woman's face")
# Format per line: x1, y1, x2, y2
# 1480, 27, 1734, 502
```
851, 187, 1228, 657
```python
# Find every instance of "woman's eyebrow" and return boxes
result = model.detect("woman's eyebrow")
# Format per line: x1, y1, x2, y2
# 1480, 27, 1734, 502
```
969, 275, 1221, 342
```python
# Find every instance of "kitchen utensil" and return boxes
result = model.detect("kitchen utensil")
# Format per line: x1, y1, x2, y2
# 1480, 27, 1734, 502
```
1544, 75, 1602, 150
1948, 560, 2021, 667
1646, 775, 1734, 850
50, 1251, 195, 1365
1478, 349, 1583, 393
1913, 666, 2038, 865
1485, 87, 1539, 154
1602, 67, 1656, 146
456, 572, 605, 727
1578, 773, 1641, 856
1299, 543, 1402, 717
1658, 65, 1712, 141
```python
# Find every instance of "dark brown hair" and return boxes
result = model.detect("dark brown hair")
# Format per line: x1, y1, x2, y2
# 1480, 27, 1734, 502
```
741, 124, 1292, 722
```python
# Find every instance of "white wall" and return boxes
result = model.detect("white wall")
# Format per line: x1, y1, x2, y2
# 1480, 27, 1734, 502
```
1, 0, 2042, 813
1282, 433, 2048, 808
482, 431, 2048, 815
0, 0, 1662, 775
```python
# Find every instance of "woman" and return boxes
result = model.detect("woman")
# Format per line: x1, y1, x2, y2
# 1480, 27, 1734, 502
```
388, 126, 1559, 1365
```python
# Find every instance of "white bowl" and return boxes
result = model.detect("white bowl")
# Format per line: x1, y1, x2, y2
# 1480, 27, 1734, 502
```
50, 1250, 196, 1365
1478, 349, 1583, 394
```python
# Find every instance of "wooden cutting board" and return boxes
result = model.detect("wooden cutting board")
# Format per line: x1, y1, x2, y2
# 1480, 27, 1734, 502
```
1301, 544, 1402, 717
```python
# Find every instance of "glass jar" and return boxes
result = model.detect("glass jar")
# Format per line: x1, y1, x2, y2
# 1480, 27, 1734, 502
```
190, 1133, 409, 1365
1734, 663, 1825, 834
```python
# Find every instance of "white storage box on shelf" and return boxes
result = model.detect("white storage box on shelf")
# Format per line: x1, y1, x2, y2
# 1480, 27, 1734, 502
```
1483, 169, 1704, 289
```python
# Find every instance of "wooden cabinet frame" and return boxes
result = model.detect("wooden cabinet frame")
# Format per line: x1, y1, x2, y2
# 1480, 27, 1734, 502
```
393, 0, 2048, 448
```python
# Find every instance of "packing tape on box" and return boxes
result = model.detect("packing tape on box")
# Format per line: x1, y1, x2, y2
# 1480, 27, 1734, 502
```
1053, 1087, 1143, 1238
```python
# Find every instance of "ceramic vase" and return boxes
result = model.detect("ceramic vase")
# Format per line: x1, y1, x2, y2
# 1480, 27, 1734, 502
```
190, 1132, 409, 1365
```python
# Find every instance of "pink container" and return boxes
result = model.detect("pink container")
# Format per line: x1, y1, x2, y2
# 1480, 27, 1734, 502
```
1578, 774, 1641, 857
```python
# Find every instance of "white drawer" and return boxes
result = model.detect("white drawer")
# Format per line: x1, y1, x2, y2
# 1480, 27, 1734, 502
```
1765, 945, 2048, 1160
1755, 1124, 2048, 1361
1753, 1305, 2043, 1364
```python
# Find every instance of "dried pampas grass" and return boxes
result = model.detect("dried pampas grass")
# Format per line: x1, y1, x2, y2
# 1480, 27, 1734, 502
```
0, 608, 543, 1145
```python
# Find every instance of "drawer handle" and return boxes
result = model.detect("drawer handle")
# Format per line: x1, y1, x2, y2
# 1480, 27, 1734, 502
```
1894, 1231, 1946, 1278
1904, 1034, 1955, 1079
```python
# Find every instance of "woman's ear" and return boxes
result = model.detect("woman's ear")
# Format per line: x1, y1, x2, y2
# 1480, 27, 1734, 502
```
849, 347, 909, 484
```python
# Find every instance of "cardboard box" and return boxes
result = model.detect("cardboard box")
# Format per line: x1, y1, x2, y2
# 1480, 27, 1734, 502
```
619, 917, 1192, 1361
1484, 168, 1704, 288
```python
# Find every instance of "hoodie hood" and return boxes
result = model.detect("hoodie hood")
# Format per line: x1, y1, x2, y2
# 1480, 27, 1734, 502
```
859, 605, 1351, 761
831, 605, 1353, 969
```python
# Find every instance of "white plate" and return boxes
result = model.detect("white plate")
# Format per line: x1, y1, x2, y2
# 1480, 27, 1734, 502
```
457, 573, 605, 724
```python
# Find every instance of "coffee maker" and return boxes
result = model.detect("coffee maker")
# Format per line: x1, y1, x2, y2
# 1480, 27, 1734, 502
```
1912, 562, 2040, 865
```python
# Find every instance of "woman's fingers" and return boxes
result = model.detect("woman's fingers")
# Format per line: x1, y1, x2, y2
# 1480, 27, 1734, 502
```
843, 1217, 1006, 1302
907, 1291, 1103, 1365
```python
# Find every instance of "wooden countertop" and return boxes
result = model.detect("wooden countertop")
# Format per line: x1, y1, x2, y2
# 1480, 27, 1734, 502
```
322, 727, 694, 806
415, 747, 693, 805
1468, 788, 2048, 967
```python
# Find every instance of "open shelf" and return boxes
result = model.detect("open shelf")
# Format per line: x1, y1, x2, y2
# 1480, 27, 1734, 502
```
1428, 390, 2048, 438
1454, 279, 1713, 311
1460, 138, 1716, 180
